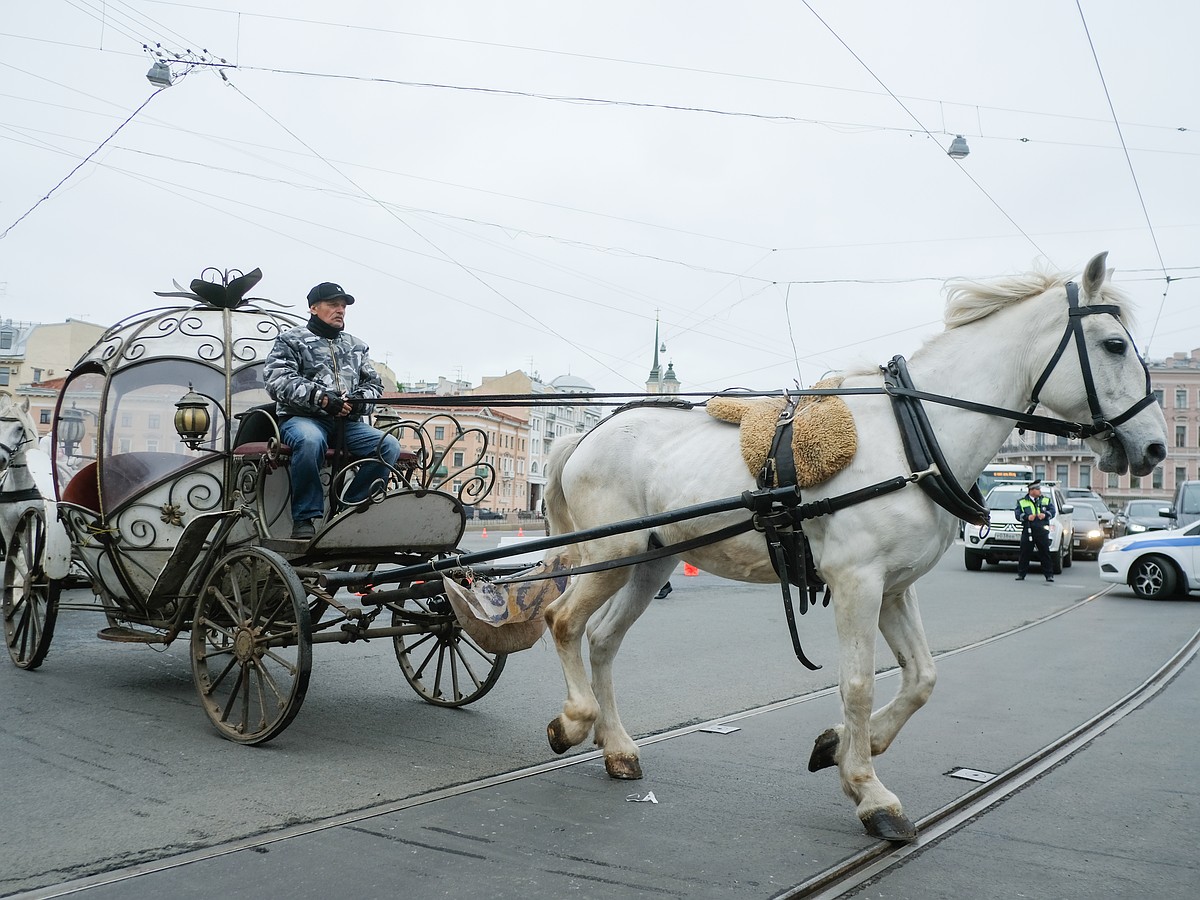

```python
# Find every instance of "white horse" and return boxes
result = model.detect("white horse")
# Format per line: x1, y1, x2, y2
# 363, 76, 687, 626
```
0, 394, 72, 663
541, 253, 1167, 842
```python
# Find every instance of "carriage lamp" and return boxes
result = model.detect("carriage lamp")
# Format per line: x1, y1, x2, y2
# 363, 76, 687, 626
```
59, 406, 87, 455
174, 386, 211, 449
947, 134, 970, 159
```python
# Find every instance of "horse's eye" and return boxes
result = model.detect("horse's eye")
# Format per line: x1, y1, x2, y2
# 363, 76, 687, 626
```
1103, 337, 1127, 355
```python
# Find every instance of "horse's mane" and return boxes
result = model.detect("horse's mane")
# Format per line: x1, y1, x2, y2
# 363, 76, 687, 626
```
942, 267, 1134, 331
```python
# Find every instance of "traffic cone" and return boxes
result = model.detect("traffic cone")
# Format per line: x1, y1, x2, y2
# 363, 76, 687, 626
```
481, 527, 488, 538
683, 562, 699, 576
518, 526, 525, 537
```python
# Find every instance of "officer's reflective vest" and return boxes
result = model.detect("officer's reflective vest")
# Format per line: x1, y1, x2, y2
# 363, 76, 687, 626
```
1017, 496, 1050, 525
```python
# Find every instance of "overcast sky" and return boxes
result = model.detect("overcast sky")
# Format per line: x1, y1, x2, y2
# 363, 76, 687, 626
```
1, 1, 1197, 394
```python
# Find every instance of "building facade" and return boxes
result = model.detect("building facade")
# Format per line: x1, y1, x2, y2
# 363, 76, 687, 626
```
995, 348, 1200, 505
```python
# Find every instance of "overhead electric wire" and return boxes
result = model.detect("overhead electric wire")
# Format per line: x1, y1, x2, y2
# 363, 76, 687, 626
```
799, 0, 1051, 265
0, 88, 163, 240
1074, 0, 1172, 356
128, 0, 1195, 136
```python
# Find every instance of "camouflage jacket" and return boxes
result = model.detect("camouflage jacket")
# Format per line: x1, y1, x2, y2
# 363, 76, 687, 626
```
264, 323, 384, 418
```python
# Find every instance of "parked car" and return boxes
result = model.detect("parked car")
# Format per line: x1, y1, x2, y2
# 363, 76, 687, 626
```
1098, 519, 1200, 599
1112, 499, 1172, 537
1065, 487, 1105, 501
476, 508, 505, 520
1070, 505, 1106, 560
961, 481, 1074, 573
1070, 497, 1115, 535
1161, 480, 1200, 530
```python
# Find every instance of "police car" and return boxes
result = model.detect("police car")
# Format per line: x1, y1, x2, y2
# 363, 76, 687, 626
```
961, 481, 1074, 574
1098, 520, 1200, 599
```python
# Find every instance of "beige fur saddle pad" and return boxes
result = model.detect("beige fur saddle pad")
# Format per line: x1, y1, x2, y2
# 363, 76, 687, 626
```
707, 377, 857, 487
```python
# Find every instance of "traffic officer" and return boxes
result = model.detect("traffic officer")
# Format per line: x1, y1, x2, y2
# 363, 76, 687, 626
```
1014, 480, 1056, 582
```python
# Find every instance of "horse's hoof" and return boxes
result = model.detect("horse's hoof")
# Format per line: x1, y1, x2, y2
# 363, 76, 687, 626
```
546, 718, 573, 755
808, 728, 839, 772
862, 808, 918, 843
604, 753, 643, 780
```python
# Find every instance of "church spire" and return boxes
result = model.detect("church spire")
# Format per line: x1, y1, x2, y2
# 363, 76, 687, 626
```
646, 313, 662, 393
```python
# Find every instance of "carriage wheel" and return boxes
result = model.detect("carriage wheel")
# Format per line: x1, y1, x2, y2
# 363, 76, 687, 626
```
2, 508, 60, 670
191, 547, 312, 744
392, 597, 507, 707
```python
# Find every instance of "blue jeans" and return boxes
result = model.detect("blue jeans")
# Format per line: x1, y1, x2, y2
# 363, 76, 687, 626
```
279, 416, 401, 523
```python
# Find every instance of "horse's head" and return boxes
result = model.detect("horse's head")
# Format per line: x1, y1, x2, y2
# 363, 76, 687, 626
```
0, 394, 35, 474
1031, 252, 1167, 476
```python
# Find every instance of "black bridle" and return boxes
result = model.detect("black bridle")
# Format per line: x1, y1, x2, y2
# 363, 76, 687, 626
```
1025, 281, 1157, 441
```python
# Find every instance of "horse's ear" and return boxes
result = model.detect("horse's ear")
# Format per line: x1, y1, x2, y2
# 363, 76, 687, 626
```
20, 397, 30, 412
1082, 251, 1109, 299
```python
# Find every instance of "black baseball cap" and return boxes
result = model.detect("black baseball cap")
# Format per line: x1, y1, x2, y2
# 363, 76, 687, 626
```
307, 282, 355, 305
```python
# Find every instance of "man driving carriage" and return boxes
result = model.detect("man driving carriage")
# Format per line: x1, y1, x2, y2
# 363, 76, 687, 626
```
264, 281, 401, 539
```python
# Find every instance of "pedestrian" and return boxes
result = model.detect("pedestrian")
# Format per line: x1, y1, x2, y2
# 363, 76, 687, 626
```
1014, 480, 1056, 582
264, 281, 401, 539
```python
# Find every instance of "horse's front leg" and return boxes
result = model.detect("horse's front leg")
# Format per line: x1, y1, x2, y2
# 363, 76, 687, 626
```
867, 585, 937, 755
543, 567, 631, 756
821, 578, 917, 842
809, 585, 937, 765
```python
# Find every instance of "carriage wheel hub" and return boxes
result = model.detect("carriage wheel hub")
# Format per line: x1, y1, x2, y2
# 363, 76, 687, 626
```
233, 628, 257, 661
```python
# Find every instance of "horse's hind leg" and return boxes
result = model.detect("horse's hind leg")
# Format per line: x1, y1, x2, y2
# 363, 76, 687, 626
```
543, 567, 631, 756
585, 560, 672, 779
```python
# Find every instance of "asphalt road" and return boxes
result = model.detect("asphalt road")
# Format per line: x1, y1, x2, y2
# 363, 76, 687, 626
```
0, 547, 1182, 895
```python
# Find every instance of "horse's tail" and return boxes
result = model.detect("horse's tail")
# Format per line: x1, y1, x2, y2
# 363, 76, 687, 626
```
544, 433, 586, 561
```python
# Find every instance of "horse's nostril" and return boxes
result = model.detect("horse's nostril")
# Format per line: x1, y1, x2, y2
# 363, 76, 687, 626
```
1149, 443, 1167, 464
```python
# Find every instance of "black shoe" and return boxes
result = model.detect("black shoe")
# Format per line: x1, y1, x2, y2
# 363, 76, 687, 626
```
1014, 575, 1025, 581
291, 519, 317, 540
654, 583, 673, 600
1045, 576, 1054, 583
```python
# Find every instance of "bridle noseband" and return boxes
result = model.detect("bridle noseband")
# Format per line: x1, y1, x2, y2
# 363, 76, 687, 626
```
1026, 281, 1156, 441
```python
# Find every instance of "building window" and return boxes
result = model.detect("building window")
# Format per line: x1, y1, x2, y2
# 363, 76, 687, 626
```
1108, 472, 1120, 490
1078, 464, 1091, 489
32, 368, 42, 382
1035, 465, 1046, 481
0, 371, 8, 387
146, 439, 159, 452
453, 451, 464, 467
148, 414, 161, 429
1176, 388, 1188, 409
118, 438, 131, 453
1152, 467, 1164, 490
1131, 474, 1141, 489
1176, 425, 1187, 448
0, 330, 12, 350
1153, 389, 1164, 406
1177, 466, 1188, 489
434, 425, 445, 440
120, 413, 133, 428
40, 409, 51, 424
1056, 464, 1069, 484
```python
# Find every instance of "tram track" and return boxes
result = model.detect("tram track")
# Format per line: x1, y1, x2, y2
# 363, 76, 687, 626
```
776, 618, 1200, 900
12, 588, 1195, 899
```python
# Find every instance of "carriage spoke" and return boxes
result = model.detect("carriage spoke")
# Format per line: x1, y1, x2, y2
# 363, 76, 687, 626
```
391, 604, 507, 708
3, 509, 59, 670
192, 547, 311, 744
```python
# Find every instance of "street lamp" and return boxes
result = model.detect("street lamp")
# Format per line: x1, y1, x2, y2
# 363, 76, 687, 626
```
947, 135, 970, 160
146, 60, 173, 88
